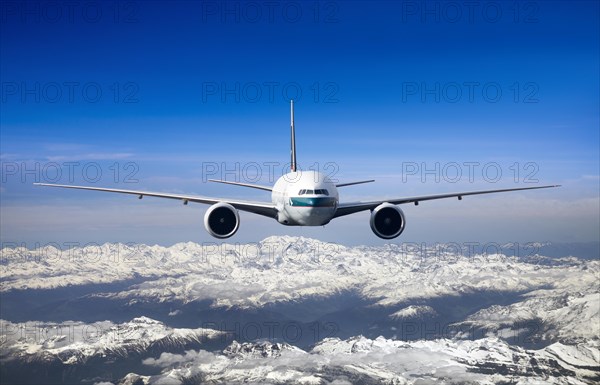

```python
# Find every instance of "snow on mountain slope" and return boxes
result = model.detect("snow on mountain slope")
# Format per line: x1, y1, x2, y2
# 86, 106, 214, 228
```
0, 317, 225, 364
120, 335, 598, 385
2, 237, 597, 343
389, 305, 437, 320
3, 318, 597, 384
3, 236, 595, 306
455, 279, 599, 343
1, 236, 598, 384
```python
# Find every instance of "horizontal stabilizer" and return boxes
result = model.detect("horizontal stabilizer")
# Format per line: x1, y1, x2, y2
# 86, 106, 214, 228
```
336, 180, 375, 187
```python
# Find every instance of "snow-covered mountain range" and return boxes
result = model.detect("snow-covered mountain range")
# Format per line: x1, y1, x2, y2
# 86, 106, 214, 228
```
123, 335, 599, 385
1, 236, 598, 384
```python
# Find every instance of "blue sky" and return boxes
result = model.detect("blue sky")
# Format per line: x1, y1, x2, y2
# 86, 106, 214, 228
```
1, 1, 598, 247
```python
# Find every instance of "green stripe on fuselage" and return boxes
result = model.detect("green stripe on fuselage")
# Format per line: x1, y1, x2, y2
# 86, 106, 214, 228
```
290, 197, 336, 207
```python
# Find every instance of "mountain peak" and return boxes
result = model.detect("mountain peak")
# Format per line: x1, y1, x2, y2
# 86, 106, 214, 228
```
223, 340, 304, 359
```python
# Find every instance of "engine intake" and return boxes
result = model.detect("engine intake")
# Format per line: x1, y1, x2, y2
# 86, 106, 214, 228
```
204, 202, 240, 239
370, 203, 406, 239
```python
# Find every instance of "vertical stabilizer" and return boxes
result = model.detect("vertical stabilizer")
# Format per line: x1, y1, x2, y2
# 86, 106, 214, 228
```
290, 99, 297, 172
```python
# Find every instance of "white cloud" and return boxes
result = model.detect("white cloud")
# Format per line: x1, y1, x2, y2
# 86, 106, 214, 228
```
142, 350, 217, 368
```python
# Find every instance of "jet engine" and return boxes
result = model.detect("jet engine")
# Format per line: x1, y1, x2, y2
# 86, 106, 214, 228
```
204, 202, 240, 239
369, 203, 406, 239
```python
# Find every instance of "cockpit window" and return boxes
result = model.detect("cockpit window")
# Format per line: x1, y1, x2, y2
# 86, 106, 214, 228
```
299, 189, 329, 196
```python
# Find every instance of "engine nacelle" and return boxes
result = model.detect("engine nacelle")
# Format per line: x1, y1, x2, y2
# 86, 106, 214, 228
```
204, 202, 240, 239
370, 203, 406, 239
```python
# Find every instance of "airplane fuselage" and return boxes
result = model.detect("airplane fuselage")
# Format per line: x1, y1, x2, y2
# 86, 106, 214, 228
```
272, 170, 338, 226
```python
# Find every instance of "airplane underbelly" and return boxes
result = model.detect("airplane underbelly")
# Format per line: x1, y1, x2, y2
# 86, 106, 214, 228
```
286, 206, 335, 226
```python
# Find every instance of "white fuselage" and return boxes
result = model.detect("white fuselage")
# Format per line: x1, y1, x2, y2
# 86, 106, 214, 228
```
271, 170, 338, 226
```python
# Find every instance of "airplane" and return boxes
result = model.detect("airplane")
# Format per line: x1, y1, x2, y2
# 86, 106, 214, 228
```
35, 100, 560, 239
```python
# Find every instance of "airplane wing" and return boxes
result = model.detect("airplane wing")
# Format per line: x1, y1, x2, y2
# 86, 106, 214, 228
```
208, 179, 273, 191
33, 183, 278, 219
333, 185, 560, 218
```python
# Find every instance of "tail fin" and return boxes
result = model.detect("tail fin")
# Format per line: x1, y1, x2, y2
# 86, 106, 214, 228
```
290, 99, 297, 172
